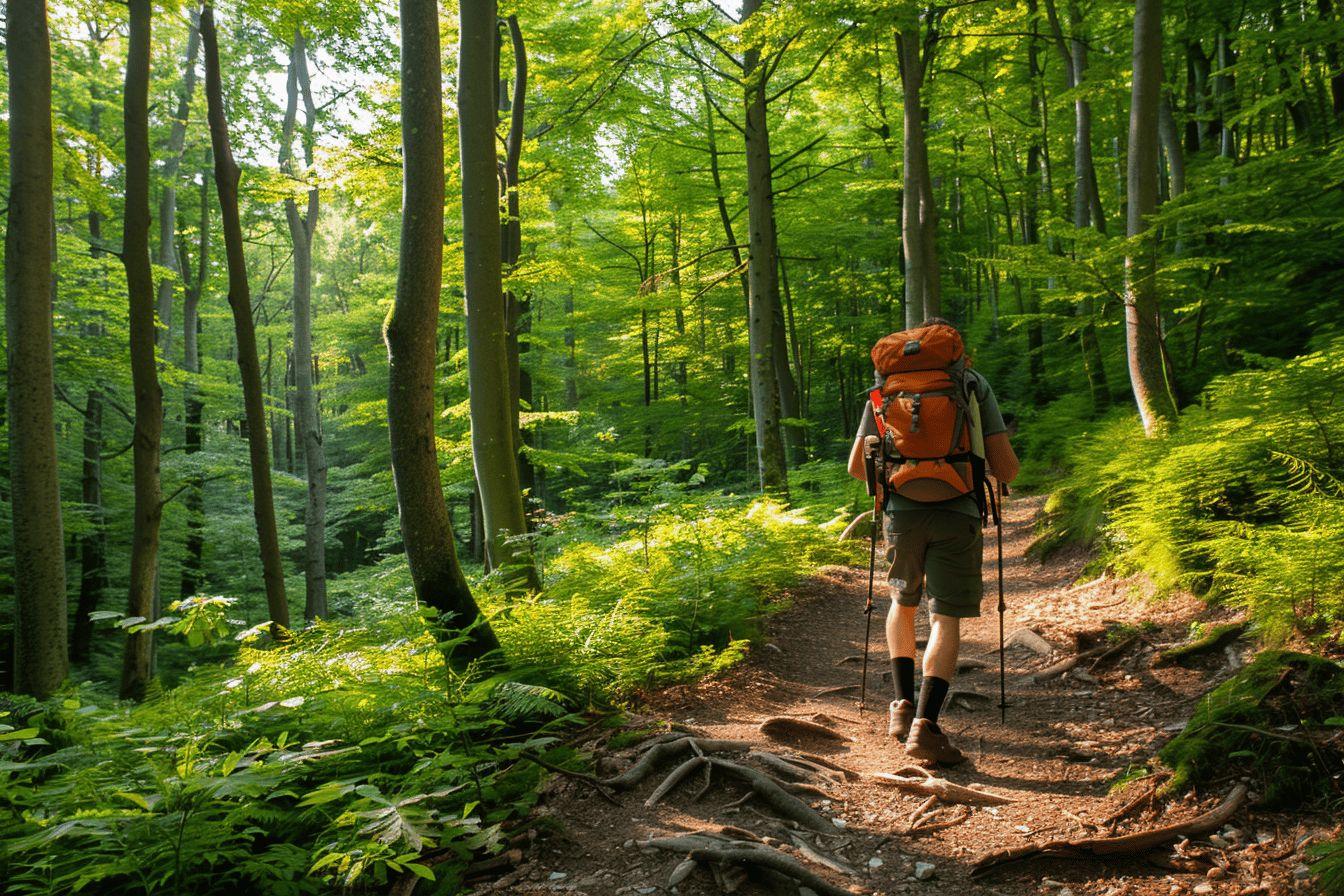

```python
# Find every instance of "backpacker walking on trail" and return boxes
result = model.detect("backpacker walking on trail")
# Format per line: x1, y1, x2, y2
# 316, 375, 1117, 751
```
847, 318, 1020, 765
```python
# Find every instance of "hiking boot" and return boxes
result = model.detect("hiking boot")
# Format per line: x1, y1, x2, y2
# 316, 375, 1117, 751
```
904, 718, 965, 766
888, 699, 915, 740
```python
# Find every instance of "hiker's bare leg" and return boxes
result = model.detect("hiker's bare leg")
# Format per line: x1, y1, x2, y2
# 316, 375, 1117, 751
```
923, 613, 960, 680
887, 601, 918, 659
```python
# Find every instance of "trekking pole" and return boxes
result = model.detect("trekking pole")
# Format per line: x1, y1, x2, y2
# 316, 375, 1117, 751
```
859, 436, 880, 715
990, 480, 1008, 722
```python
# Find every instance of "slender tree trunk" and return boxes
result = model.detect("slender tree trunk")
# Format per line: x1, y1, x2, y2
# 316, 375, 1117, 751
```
119, 0, 163, 700
741, 0, 789, 495
6, 0, 68, 697
1125, 0, 1179, 435
1024, 1, 1046, 396
498, 16, 535, 510
896, 25, 940, 325
281, 29, 328, 621
460, 0, 539, 585
385, 0, 500, 660
1045, 0, 1110, 411
70, 390, 107, 664
155, 14, 200, 363
202, 4, 291, 634
180, 154, 210, 598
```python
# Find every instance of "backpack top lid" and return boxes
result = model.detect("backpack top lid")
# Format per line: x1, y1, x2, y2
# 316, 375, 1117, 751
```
871, 323, 965, 376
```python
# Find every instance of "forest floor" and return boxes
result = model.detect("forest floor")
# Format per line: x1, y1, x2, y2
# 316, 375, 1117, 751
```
470, 496, 1330, 896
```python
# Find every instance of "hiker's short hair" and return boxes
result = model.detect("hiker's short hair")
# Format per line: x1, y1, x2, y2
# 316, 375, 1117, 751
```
919, 316, 955, 329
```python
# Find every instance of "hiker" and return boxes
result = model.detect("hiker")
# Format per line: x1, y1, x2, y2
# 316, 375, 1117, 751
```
847, 318, 1020, 765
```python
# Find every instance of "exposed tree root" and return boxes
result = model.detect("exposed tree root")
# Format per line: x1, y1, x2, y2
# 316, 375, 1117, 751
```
517, 750, 619, 805
871, 765, 1016, 805
759, 715, 853, 743
814, 683, 859, 698
789, 751, 861, 780
643, 832, 858, 896
686, 843, 859, 896
788, 832, 859, 876
709, 757, 835, 832
970, 785, 1249, 877
1155, 623, 1246, 667
603, 737, 751, 790
644, 755, 708, 807
748, 750, 818, 781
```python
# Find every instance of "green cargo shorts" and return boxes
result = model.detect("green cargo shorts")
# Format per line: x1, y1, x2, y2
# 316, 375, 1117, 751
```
884, 508, 984, 618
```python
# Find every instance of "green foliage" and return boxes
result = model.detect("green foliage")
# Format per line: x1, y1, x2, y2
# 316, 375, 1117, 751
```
1158, 650, 1344, 807
1310, 835, 1344, 896
1029, 342, 1344, 637
490, 493, 859, 700
0, 485, 852, 893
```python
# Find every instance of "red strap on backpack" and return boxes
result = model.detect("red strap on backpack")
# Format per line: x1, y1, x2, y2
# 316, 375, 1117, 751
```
868, 388, 887, 438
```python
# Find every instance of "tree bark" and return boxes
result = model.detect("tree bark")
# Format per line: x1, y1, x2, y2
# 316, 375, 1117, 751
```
202, 4, 291, 635
1125, 0, 1179, 435
741, 0, 789, 496
6, 0, 68, 698
154, 13, 200, 362
118, 0, 163, 700
282, 28, 328, 621
386, 0, 500, 660
497, 16, 535, 511
896, 22, 941, 326
180, 154, 210, 599
460, 0, 539, 586
70, 390, 107, 664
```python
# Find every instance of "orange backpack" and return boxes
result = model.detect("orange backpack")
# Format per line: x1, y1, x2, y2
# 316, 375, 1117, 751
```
868, 323, 977, 502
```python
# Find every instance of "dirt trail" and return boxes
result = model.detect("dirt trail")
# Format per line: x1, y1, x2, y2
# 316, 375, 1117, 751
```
482, 496, 1318, 896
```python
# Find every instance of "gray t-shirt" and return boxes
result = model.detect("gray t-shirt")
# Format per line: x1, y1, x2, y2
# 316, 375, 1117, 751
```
855, 369, 1006, 519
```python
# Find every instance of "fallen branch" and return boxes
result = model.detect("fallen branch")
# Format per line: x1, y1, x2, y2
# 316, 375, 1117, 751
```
759, 716, 853, 744
909, 805, 972, 835
970, 785, 1248, 877
870, 766, 1016, 806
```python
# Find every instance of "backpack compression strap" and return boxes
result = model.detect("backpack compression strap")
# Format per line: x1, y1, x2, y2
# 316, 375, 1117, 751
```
867, 388, 887, 438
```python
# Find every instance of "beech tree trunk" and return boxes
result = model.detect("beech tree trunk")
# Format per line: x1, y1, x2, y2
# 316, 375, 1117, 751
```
6, 0, 68, 698
896, 24, 941, 326
498, 16, 536, 511
70, 390, 107, 664
1125, 0, 1179, 435
741, 0, 789, 496
386, 0, 500, 660
119, 0, 163, 701
154, 14, 200, 362
282, 29, 328, 621
202, 4, 291, 634
180, 155, 210, 598
460, 0, 539, 586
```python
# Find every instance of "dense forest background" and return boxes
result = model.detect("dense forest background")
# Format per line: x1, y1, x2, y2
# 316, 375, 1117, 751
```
2, 0, 1343, 892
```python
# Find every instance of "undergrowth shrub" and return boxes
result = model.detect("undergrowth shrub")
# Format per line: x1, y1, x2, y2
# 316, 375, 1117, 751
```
1159, 650, 1344, 807
1032, 341, 1344, 638
0, 488, 856, 894
489, 496, 858, 699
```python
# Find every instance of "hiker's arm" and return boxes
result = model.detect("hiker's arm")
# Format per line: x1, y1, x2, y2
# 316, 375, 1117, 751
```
986, 431, 1020, 484
848, 430, 867, 481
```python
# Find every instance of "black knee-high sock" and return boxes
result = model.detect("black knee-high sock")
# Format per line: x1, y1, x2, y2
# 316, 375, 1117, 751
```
891, 657, 916, 703
915, 676, 950, 729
